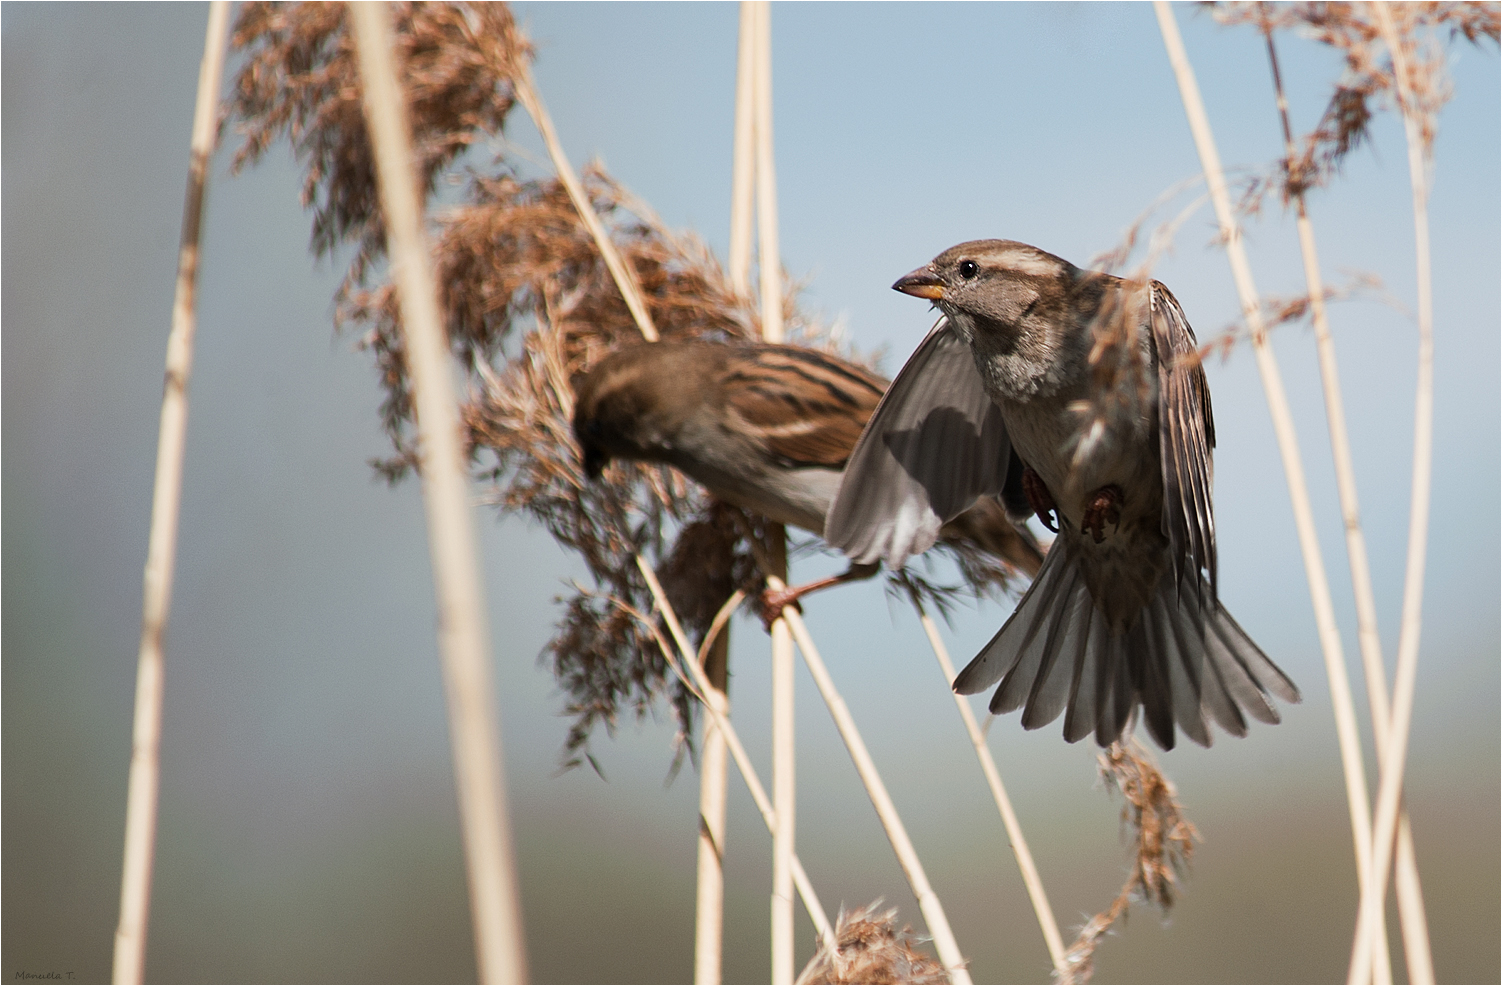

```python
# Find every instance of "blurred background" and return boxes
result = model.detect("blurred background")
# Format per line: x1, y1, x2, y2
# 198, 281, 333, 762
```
4, 3, 1496, 982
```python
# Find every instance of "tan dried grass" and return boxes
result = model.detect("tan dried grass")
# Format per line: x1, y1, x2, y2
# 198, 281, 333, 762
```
1058, 738, 1197, 985
796, 903, 951, 986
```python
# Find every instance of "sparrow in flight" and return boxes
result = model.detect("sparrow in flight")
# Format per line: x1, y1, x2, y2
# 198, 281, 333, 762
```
826, 240, 1299, 749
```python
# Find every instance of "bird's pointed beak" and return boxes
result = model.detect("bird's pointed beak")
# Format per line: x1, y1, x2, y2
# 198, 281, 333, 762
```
892, 266, 945, 300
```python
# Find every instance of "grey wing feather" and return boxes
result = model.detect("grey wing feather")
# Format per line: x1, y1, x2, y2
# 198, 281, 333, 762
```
825, 319, 1012, 568
1150, 282, 1218, 596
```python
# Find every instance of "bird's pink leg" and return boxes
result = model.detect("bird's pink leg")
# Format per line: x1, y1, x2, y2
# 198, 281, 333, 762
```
759, 562, 880, 631
1022, 466, 1058, 533
1082, 484, 1123, 543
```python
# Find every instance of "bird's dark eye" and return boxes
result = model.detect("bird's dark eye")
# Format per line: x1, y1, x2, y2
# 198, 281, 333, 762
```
958, 260, 979, 280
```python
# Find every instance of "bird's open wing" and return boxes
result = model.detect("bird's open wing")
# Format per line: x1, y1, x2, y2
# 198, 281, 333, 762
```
825, 319, 1013, 567
1150, 281, 1217, 595
721, 345, 886, 470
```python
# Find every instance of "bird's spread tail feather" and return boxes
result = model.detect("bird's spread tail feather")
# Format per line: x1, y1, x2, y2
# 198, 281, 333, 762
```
951, 540, 1299, 749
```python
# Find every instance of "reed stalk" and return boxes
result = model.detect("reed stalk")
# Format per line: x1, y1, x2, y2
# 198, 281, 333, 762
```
752, 1, 782, 344
769, 534, 797, 985
514, 64, 658, 342
1259, 19, 1433, 984
696, 12, 758, 978
766, 577, 973, 986
636, 559, 836, 947
1349, 7, 1437, 983
113, 6, 231, 982
349, 6, 526, 981
1152, 4, 1390, 977
915, 606, 1066, 977
694, 625, 731, 986
740, 6, 797, 979
728, 1, 756, 298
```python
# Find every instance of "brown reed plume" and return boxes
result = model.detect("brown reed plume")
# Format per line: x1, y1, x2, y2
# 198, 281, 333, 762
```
226, 2, 1006, 770
1211, 2, 1498, 210
1057, 738, 1197, 985
795, 902, 951, 986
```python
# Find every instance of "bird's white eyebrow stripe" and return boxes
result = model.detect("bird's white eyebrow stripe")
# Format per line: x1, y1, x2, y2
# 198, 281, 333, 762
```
988, 251, 1060, 278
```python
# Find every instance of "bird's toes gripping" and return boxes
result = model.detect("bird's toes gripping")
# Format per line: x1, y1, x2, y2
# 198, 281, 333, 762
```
1022, 466, 1059, 534
1083, 484, 1124, 544
758, 586, 804, 632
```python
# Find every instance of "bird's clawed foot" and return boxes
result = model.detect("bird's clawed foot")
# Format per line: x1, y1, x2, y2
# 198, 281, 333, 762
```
1022, 466, 1058, 533
758, 586, 804, 632
1083, 484, 1123, 543
756, 562, 880, 632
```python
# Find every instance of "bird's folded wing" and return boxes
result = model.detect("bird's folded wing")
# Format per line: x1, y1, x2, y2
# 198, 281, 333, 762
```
825, 319, 1012, 568
721, 345, 886, 470
1151, 281, 1218, 596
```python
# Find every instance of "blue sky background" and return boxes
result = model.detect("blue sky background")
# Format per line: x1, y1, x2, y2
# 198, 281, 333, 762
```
5, 3, 1497, 982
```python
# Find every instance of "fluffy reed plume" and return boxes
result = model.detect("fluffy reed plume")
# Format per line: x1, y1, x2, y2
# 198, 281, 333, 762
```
226, 1, 1000, 769
1211, 2, 1498, 210
228, 2, 529, 294
1057, 738, 1197, 985
795, 903, 951, 986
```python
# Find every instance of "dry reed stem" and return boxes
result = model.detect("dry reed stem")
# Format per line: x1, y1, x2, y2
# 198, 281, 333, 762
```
752, 1, 783, 344
636, 556, 836, 947
766, 576, 973, 986
1257, 16, 1432, 983
1058, 739, 1197, 985
795, 903, 950, 986
728, 1, 756, 297
696, 21, 764, 963
114, 7, 231, 983
1152, 4, 1391, 975
697, 7, 759, 964
915, 605, 1066, 977
740, 8, 796, 978
695, 622, 730, 986
348, 6, 525, 980
770, 534, 798, 985
695, 590, 741, 986
513, 63, 658, 342
1350, 7, 1439, 983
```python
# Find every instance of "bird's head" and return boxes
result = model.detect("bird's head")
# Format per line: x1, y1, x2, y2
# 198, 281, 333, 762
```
571, 342, 697, 479
892, 239, 1082, 341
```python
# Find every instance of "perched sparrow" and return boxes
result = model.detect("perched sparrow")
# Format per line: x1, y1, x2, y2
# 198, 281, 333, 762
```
571, 339, 1044, 612
826, 240, 1299, 749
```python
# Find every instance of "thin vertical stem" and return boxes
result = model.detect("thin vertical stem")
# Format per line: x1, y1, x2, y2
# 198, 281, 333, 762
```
745, 6, 794, 979
752, 1, 782, 343
695, 7, 763, 978
768, 579, 974, 986
514, 65, 658, 342
113, 6, 230, 982
349, 6, 526, 982
697, 9, 756, 977
1262, 20, 1432, 984
1350, 8, 1436, 983
694, 626, 731, 986
768, 536, 796, 985
728, 1, 756, 298
1152, 5, 1389, 975
916, 607, 1065, 977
